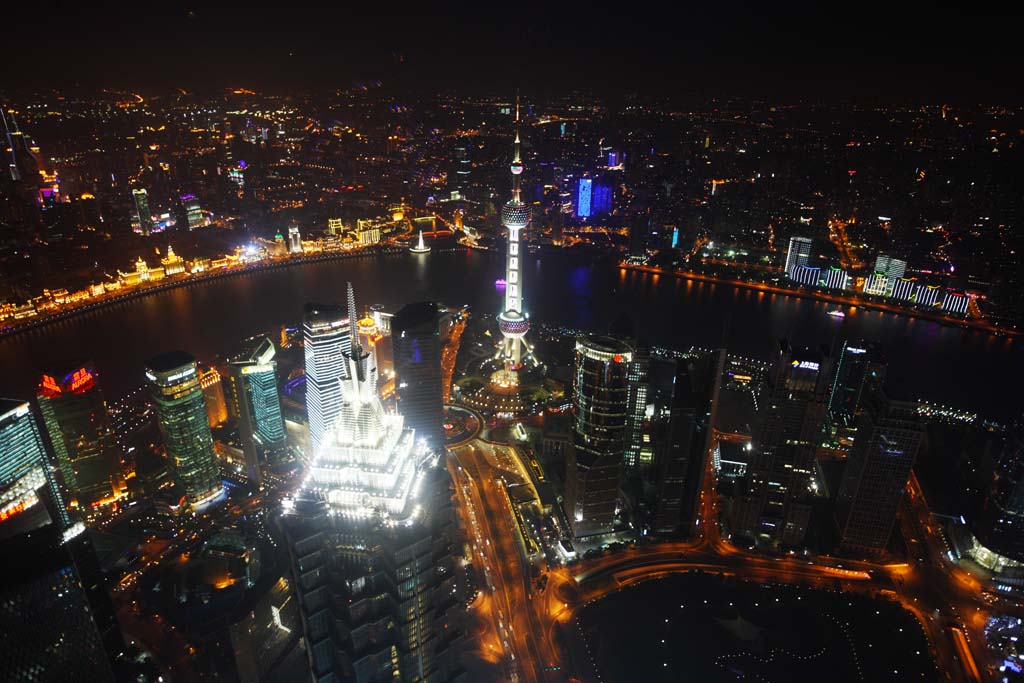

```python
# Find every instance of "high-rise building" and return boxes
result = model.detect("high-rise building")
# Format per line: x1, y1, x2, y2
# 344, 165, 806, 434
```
734, 341, 830, 547
145, 351, 223, 510
828, 341, 886, 425
392, 301, 445, 453
629, 210, 651, 259
652, 349, 725, 534
874, 254, 907, 279
970, 418, 1024, 566
453, 139, 471, 199
288, 224, 302, 253
784, 236, 813, 278
495, 103, 534, 369
36, 362, 124, 510
836, 388, 923, 554
132, 188, 152, 236
302, 303, 351, 458
623, 347, 651, 470
181, 194, 204, 230
327, 217, 343, 235
565, 336, 633, 538
575, 177, 593, 218
592, 181, 613, 215
0, 522, 121, 681
199, 364, 229, 427
0, 399, 70, 538
282, 293, 462, 683
228, 337, 287, 484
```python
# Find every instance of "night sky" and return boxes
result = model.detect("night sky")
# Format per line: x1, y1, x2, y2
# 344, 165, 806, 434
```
3, 3, 1022, 100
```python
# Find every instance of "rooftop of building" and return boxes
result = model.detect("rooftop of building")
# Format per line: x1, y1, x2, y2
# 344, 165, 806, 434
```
144, 350, 197, 374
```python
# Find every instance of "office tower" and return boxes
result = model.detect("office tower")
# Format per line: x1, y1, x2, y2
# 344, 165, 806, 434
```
132, 188, 152, 236
145, 351, 223, 510
971, 418, 1024, 565
180, 194, 204, 230
392, 301, 445, 453
37, 362, 124, 510
495, 102, 534, 369
836, 388, 923, 554
0, 399, 70, 538
199, 364, 229, 427
575, 177, 593, 218
282, 297, 462, 683
734, 341, 831, 547
592, 181, 613, 215
828, 341, 886, 425
784, 236, 812, 277
565, 336, 633, 538
652, 349, 725, 534
228, 337, 287, 483
629, 210, 651, 259
874, 254, 907, 279
288, 224, 302, 253
453, 139, 471, 198
327, 217, 343, 235
0, 522, 120, 681
624, 347, 651, 470
303, 302, 351, 457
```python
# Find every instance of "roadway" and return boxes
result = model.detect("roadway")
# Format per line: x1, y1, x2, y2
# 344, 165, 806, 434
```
447, 430, 998, 682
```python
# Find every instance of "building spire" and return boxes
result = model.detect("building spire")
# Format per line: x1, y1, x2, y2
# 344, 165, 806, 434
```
510, 93, 523, 204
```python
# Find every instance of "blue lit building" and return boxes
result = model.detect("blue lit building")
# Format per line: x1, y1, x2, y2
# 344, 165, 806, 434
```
575, 177, 593, 218
303, 303, 351, 458
0, 398, 70, 538
228, 336, 287, 484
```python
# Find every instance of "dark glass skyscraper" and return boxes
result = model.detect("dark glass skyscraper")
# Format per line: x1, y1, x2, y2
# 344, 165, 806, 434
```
392, 302, 445, 453
145, 351, 223, 510
828, 341, 886, 425
836, 387, 923, 554
36, 361, 124, 510
565, 335, 632, 538
0, 398, 69, 538
970, 418, 1024, 564
228, 336, 287, 484
0, 522, 119, 682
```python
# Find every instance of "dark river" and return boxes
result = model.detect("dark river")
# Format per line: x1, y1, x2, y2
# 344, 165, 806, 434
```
0, 247, 1019, 420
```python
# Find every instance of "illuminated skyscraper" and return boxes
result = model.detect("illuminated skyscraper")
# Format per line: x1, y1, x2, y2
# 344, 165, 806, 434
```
288, 224, 302, 253
228, 337, 287, 484
36, 362, 124, 510
199, 364, 229, 427
145, 351, 223, 510
303, 303, 351, 458
836, 387, 923, 554
495, 101, 534, 369
180, 194, 204, 230
575, 177, 593, 218
874, 254, 907, 279
784, 236, 812, 278
623, 347, 651, 470
971, 418, 1024, 566
0, 399, 70, 538
565, 336, 632, 538
282, 286, 462, 683
132, 188, 152, 236
392, 301, 445, 453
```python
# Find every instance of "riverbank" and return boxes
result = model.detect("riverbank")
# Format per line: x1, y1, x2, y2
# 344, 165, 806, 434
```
0, 245, 442, 340
621, 263, 1018, 339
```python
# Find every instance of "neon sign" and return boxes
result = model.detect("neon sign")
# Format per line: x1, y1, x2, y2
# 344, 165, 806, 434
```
40, 374, 62, 395
66, 367, 95, 392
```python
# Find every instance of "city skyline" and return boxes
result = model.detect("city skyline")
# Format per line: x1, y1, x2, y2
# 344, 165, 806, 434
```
0, 17, 1021, 679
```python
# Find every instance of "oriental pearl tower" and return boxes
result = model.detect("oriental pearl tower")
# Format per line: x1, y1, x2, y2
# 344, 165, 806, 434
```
494, 100, 534, 373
